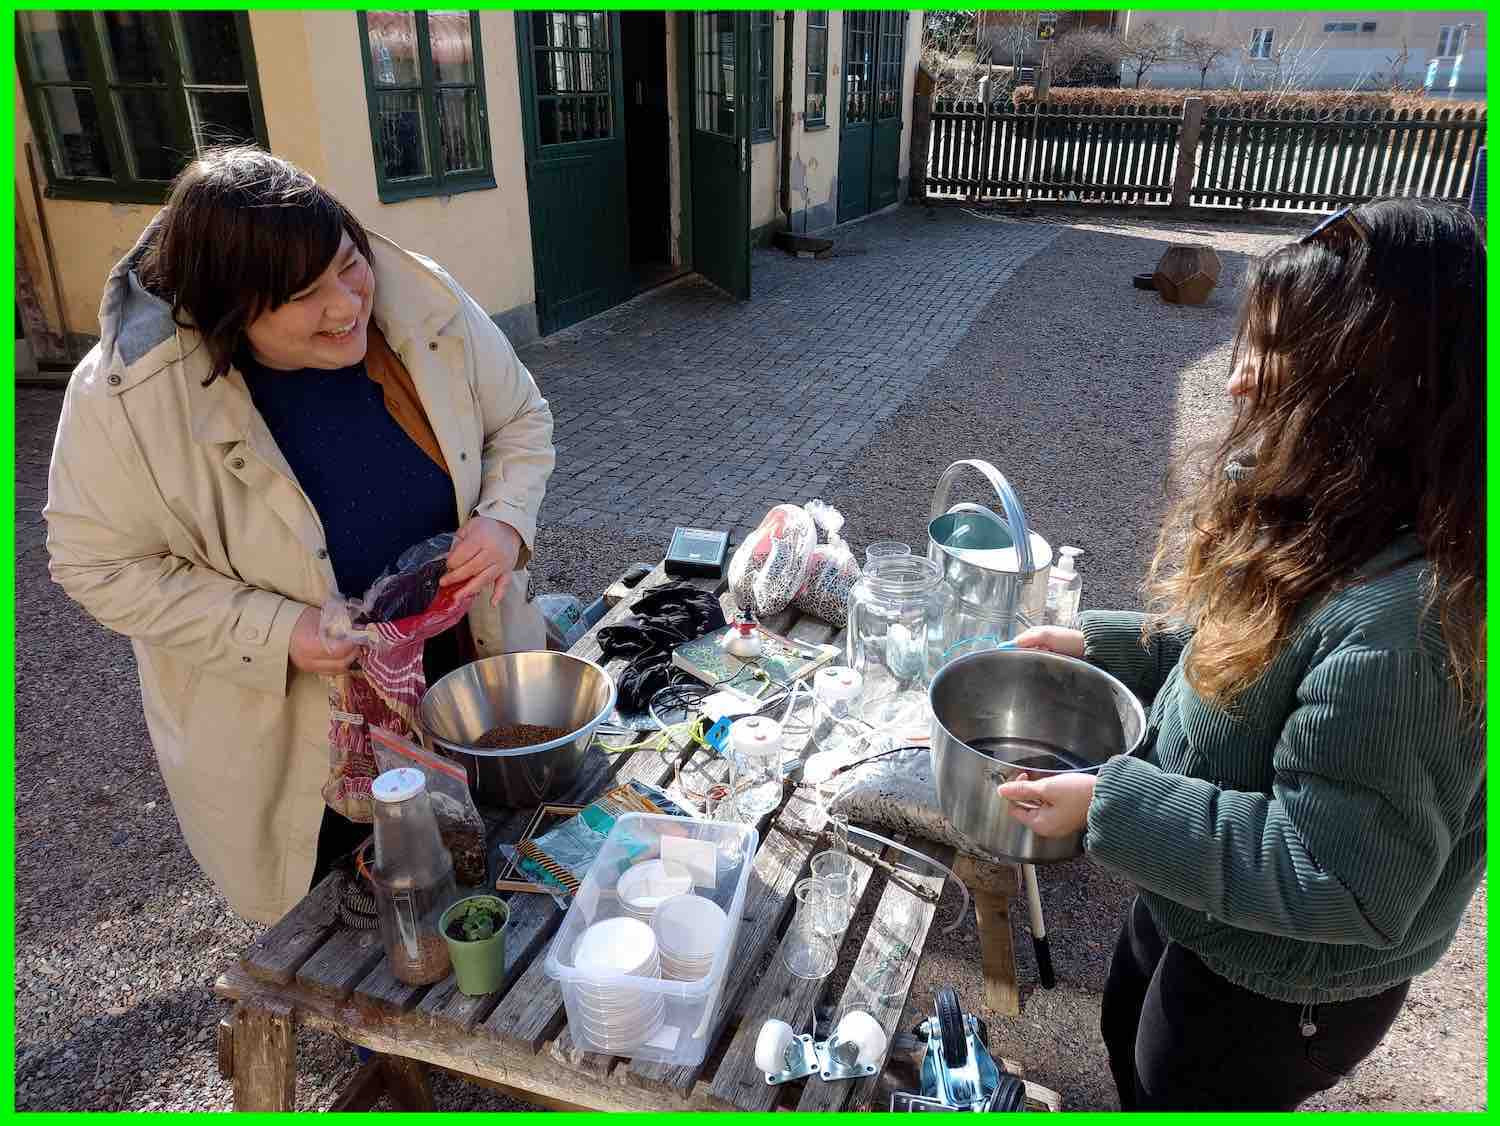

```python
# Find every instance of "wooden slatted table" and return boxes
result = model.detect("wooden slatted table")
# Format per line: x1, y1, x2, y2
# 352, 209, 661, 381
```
214, 563, 1056, 1112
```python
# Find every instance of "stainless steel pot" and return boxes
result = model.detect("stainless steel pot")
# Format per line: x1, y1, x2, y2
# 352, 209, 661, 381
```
418, 652, 616, 808
928, 648, 1147, 863
927, 460, 1052, 658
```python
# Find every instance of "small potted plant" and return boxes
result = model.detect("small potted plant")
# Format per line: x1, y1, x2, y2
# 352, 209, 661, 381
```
440, 894, 510, 996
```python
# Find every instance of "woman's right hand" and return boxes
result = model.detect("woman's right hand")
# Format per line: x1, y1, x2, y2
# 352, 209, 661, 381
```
289, 606, 361, 675
1013, 626, 1086, 659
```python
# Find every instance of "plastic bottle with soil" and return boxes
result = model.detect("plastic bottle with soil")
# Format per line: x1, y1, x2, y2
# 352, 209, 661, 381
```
370, 768, 458, 985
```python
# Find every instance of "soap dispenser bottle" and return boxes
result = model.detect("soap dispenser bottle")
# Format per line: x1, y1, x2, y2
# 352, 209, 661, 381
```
1045, 547, 1083, 629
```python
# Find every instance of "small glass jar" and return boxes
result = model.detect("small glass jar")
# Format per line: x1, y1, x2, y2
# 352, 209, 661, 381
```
845, 555, 953, 733
729, 716, 784, 819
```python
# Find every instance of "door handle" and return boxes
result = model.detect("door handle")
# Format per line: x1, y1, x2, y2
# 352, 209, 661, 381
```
741, 137, 747, 172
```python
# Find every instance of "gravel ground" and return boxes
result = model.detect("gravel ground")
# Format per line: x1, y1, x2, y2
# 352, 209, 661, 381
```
14, 208, 1485, 1111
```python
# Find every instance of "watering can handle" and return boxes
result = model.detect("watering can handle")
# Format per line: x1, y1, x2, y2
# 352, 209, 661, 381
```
928, 459, 1036, 576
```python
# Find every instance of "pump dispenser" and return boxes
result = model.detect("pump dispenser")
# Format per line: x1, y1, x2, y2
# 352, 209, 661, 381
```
1045, 547, 1083, 629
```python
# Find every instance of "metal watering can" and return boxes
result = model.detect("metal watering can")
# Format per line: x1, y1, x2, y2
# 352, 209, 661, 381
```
927, 459, 1053, 659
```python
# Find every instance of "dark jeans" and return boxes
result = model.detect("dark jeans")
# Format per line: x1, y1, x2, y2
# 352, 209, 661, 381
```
1101, 896, 1409, 1111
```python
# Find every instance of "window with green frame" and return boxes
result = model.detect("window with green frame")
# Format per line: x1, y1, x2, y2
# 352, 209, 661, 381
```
16, 11, 268, 204
358, 11, 495, 202
750, 10, 774, 142
805, 11, 828, 127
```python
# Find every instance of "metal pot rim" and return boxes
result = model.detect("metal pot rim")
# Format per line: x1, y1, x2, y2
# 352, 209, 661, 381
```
928, 648, 1147, 770
420, 652, 618, 759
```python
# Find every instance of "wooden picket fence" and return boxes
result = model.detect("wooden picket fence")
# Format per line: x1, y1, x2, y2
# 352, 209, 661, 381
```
919, 97, 1485, 213
1191, 105, 1486, 210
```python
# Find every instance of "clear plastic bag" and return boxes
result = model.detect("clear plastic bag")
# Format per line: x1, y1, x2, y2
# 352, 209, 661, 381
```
803, 498, 846, 545
727, 504, 818, 618
792, 533, 861, 627
320, 533, 459, 650
371, 727, 489, 886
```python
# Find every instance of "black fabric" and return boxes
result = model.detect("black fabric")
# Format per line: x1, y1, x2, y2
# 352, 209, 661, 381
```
310, 805, 372, 892
1101, 895, 1410, 1111
596, 582, 727, 711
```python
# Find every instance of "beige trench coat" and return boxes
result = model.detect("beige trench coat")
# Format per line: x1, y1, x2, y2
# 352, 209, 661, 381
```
45, 220, 555, 922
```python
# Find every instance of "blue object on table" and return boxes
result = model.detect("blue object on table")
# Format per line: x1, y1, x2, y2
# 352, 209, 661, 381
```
704, 717, 733, 754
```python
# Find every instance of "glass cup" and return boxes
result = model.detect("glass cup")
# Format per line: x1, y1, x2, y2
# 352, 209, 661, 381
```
783, 877, 839, 979
810, 851, 857, 931
864, 540, 912, 572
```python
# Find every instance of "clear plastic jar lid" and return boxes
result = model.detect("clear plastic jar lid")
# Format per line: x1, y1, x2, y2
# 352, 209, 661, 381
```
814, 666, 863, 703
731, 716, 782, 753
372, 767, 426, 803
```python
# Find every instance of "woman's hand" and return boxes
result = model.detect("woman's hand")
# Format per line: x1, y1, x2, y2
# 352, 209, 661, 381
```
997, 772, 1097, 838
1013, 625, 1086, 658
440, 517, 522, 607
290, 606, 361, 675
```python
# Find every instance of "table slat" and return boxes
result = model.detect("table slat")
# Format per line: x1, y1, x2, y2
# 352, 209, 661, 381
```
295, 925, 385, 1001
241, 874, 342, 985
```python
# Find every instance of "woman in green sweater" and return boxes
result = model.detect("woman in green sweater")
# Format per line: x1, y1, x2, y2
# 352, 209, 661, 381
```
1001, 198, 1485, 1111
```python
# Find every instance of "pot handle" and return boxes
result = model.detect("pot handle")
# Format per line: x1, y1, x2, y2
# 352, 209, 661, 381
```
928, 459, 1036, 576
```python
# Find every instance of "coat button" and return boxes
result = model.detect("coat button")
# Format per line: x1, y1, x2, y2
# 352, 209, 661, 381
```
459, 451, 467, 461
428, 340, 439, 351
242, 656, 252, 663
316, 548, 329, 560
229, 457, 245, 470
107, 374, 122, 386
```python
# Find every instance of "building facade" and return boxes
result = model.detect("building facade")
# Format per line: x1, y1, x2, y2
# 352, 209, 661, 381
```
15, 9, 923, 364
1119, 10, 1486, 93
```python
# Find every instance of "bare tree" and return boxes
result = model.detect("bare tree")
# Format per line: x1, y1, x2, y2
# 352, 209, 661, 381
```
1050, 29, 1125, 87
1181, 30, 1238, 90
1120, 20, 1172, 88
983, 10, 1035, 72
919, 10, 990, 100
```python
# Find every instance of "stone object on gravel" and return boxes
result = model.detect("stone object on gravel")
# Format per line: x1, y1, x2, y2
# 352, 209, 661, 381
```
1153, 244, 1222, 305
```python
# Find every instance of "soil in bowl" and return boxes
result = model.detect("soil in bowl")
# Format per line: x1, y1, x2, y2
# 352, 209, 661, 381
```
474, 722, 573, 750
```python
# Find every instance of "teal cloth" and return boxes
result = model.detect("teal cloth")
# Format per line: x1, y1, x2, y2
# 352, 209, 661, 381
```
1078, 536, 1485, 1004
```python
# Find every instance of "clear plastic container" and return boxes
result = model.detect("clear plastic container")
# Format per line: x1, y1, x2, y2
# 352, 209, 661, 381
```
729, 716, 784, 819
1044, 546, 1083, 629
370, 768, 458, 985
545, 813, 759, 1065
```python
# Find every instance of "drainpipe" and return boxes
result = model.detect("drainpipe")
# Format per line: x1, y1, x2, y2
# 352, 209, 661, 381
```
780, 10, 795, 229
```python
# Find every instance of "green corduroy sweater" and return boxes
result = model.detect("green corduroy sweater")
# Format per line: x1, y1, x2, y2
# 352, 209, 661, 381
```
1079, 536, 1485, 1004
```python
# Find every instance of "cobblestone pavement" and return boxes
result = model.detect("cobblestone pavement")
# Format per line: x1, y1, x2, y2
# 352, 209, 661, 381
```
14, 205, 1483, 1111
521, 207, 1061, 540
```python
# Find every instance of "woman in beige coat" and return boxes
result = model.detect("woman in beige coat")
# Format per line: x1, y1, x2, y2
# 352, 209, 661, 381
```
45, 148, 555, 923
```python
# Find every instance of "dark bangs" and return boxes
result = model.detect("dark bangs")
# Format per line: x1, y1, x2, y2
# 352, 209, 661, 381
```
138, 146, 373, 385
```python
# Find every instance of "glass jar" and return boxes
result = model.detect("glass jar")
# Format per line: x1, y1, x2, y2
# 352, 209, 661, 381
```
370, 768, 458, 985
729, 715, 785, 819
845, 555, 952, 733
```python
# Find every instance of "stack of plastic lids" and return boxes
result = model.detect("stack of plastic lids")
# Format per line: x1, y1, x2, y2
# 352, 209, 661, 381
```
616, 859, 694, 924
653, 893, 728, 982
571, 917, 665, 1050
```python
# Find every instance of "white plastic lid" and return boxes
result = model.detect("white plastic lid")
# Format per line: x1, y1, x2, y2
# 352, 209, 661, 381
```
731, 715, 782, 753
372, 767, 426, 803
814, 666, 863, 703
1054, 546, 1083, 578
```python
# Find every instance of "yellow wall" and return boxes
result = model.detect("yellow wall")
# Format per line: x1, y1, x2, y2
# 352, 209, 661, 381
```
15, 10, 538, 347
751, 10, 924, 233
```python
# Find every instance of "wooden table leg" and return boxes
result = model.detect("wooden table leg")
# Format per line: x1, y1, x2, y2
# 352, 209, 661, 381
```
229, 1000, 296, 1111
954, 856, 1022, 1018
381, 1054, 436, 1110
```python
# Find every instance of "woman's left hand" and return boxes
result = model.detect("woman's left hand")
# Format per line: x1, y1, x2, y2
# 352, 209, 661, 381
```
997, 772, 1097, 838
441, 517, 522, 607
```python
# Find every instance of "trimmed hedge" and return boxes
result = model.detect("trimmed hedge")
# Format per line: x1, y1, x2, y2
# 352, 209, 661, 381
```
1008, 86, 1485, 115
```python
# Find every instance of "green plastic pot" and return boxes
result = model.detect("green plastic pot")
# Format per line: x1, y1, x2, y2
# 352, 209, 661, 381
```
440, 895, 510, 996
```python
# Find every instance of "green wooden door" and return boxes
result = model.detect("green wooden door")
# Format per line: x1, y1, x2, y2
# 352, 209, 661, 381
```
870, 11, 907, 211
687, 10, 751, 299
517, 12, 630, 335
838, 10, 905, 222
837, 10, 876, 222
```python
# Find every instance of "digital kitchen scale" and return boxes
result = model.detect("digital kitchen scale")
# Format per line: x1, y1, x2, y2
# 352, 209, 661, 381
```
664, 526, 730, 578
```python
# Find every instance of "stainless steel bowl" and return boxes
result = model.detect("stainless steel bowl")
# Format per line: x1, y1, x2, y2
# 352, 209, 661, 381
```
928, 648, 1147, 863
419, 652, 617, 808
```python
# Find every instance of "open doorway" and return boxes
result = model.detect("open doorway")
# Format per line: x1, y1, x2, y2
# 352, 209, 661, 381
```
619, 11, 675, 292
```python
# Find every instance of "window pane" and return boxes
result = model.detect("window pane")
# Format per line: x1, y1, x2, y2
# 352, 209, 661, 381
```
694, 11, 734, 137
176, 12, 246, 85
367, 11, 421, 86
375, 90, 430, 179
41, 87, 113, 178
114, 88, 182, 180
429, 11, 475, 84
190, 91, 256, 149
436, 88, 483, 172
20, 11, 93, 83
102, 12, 170, 85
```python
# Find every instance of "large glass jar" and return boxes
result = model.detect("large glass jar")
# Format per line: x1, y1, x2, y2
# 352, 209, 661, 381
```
845, 555, 953, 733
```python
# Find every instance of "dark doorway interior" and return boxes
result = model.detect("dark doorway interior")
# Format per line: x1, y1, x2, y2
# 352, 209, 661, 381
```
620, 11, 674, 292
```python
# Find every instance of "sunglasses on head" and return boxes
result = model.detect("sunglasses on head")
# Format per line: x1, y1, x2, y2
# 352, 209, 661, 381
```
1300, 206, 1370, 247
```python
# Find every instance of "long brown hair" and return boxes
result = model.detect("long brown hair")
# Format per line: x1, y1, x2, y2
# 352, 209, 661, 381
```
137, 146, 373, 385
1146, 198, 1485, 714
